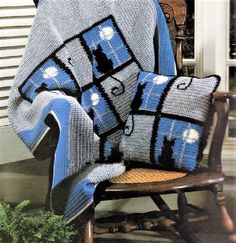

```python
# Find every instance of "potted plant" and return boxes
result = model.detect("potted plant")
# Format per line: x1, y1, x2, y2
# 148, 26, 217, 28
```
0, 200, 76, 243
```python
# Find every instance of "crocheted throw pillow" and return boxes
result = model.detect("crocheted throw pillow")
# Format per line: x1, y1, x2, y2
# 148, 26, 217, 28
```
121, 72, 220, 172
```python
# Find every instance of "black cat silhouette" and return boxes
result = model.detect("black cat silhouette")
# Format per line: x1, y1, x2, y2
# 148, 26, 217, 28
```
87, 107, 94, 120
35, 82, 77, 97
93, 44, 114, 74
131, 82, 147, 113
35, 82, 49, 93
158, 136, 176, 170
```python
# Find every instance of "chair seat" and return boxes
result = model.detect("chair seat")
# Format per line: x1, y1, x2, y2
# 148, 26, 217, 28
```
110, 168, 187, 184
100, 167, 225, 200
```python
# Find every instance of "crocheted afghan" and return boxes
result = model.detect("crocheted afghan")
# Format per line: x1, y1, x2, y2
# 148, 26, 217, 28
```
8, 0, 176, 222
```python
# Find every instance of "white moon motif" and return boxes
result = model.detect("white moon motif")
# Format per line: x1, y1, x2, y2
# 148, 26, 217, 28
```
91, 93, 100, 106
99, 27, 115, 41
183, 129, 200, 144
43, 67, 58, 79
153, 75, 169, 85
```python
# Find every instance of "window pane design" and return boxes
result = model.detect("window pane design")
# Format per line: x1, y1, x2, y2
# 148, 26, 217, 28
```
183, 65, 195, 76
230, 0, 236, 59
184, 0, 195, 59
229, 67, 236, 138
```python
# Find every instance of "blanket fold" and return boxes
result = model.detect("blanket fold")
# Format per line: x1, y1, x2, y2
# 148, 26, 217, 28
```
8, 0, 176, 222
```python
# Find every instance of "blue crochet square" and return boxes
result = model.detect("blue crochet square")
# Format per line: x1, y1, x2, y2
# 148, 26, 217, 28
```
20, 57, 78, 102
154, 118, 203, 171
134, 72, 174, 112
81, 86, 119, 135
80, 16, 132, 80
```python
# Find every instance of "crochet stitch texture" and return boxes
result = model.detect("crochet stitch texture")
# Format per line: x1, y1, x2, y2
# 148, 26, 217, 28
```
121, 72, 220, 172
8, 0, 176, 221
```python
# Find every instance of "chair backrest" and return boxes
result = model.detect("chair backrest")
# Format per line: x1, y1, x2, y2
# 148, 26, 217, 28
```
159, 1, 228, 172
159, 0, 186, 74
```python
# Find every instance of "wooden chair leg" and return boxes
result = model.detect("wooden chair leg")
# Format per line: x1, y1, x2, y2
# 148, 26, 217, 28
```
212, 184, 236, 242
151, 194, 178, 221
79, 206, 94, 243
45, 157, 95, 243
152, 194, 201, 243
45, 158, 54, 211
81, 218, 93, 243
177, 192, 201, 243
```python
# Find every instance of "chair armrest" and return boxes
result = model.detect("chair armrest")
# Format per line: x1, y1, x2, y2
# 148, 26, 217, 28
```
208, 92, 233, 172
213, 91, 236, 101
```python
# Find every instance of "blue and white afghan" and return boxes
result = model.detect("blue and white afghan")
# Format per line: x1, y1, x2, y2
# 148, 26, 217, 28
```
8, 0, 176, 223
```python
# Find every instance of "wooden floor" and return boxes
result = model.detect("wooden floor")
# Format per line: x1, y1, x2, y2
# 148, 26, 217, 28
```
94, 214, 235, 243
94, 213, 235, 243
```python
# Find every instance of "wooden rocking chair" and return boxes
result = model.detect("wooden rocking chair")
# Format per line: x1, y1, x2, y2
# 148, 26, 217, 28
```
39, 0, 236, 242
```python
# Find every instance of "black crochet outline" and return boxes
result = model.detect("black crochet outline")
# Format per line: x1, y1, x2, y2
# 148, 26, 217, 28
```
99, 138, 106, 162
128, 110, 205, 127
160, 113, 205, 126
98, 121, 126, 139
110, 75, 126, 96
177, 77, 193, 90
